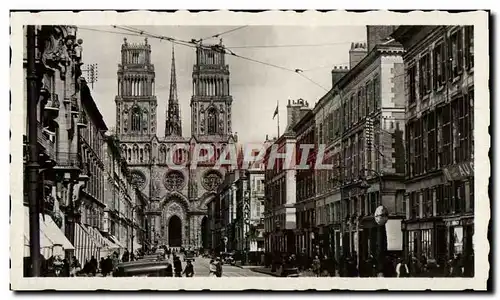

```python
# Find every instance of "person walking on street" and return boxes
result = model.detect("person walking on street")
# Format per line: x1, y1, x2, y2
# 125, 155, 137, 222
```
312, 256, 321, 277
173, 256, 183, 277
209, 259, 217, 277
216, 257, 223, 277
89, 256, 98, 276
183, 259, 194, 277
395, 258, 409, 278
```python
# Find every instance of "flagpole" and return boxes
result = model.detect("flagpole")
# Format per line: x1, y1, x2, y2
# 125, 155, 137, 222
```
277, 100, 280, 137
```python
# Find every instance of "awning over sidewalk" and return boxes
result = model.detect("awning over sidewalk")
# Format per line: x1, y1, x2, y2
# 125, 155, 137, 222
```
23, 207, 74, 259
74, 223, 102, 264
108, 234, 126, 249
86, 226, 123, 258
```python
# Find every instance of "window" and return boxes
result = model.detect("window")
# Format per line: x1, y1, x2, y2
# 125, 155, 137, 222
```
207, 107, 218, 135
440, 104, 453, 167
426, 111, 437, 171
433, 42, 445, 89
419, 53, 431, 97
449, 28, 464, 78
373, 75, 380, 111
358, 89, 364, 120
469, 178, 474, 212
465, 26, 474, 70
410, 192, 419, 220
131, 106, 142, 132
408, 231, 417, 256
456, 95, 471, 163
414, 119, 423, 175
421, 229, 432, 259
352, 94, 358, 125
352, 137, 358, 179
366, 81, 373, 114
358, 134, 364, 178
407, 65, 417, 105
423, 188, 433, 218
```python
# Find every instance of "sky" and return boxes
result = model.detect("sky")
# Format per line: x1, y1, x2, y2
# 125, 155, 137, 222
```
77, 25, 366, 143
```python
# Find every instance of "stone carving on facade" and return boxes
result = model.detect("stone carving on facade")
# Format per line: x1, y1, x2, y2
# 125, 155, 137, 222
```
200, 111, 205, 133
123, 105, 129, 132
130, 170, 147, 190
163, 170, 185, 191
166, 202, 183, 216
151, 168, 162, 198
202, 170, 222, 191
142, 108, 149, 131
189, 172, 198, 199
41, 26, 71, 80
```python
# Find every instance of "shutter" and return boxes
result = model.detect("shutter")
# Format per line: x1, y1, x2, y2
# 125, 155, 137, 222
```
447, 34, 452, 80
433, 48, 438, 90
458, 28, 464, 73
426, 55, 431, 93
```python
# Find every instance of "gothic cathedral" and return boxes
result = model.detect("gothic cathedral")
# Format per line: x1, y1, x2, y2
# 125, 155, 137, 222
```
115, 38, 236, 249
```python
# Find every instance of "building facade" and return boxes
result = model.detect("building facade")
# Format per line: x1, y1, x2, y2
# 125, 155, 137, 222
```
263, 99, 310, 255
335, 37, 407, 265
114, 39, 236, 249
392, 26, 474, 272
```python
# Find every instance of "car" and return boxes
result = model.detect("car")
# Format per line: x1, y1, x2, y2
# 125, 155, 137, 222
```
113, 261, 173, 277
221, 252, 235, 266
184, 251, 196, 262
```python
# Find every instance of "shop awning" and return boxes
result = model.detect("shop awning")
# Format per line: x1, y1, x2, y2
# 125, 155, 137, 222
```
23, 207, 74, 259
87, 226, 121, 251
386, 219, 403, 251
108, 234, 126, 249
74, 223, 102, 264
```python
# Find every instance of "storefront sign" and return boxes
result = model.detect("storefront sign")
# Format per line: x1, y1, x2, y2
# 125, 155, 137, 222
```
443, 161, 474, 182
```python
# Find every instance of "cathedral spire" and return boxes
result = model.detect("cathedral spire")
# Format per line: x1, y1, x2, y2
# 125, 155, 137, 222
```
166, 43, 182, 136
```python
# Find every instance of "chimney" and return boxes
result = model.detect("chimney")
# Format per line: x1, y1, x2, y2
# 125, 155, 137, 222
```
349, 42, 367, 69
367, 25, 398, 52
331, 66, 349, 87
286, 99, 309, 131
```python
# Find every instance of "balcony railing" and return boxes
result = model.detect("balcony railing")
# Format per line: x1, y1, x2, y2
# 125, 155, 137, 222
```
37, 122, 55, 159
55, 152, 82, 169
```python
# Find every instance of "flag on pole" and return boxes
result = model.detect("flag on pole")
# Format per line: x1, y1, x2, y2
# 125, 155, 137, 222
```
272, 104, 279, 119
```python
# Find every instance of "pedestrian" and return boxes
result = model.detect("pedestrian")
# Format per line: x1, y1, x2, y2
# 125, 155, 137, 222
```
89, 256, 98, 276
209, 259, 217, 277
69, 256, 81, 277
174, 256, 183, 277
312, 256, 321, 277
216, 257, 223, 277
183, 259, 194, 277
395, 258, 409, 278
122, 250, 129, 263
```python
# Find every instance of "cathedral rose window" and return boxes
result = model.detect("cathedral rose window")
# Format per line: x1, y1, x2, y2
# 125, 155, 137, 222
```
202, 170, 222, 191
130, 170, 147, 190
164, 170, 185, 191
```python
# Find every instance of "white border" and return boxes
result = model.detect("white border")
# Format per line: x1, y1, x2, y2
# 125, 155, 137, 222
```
9, 10, 490, 291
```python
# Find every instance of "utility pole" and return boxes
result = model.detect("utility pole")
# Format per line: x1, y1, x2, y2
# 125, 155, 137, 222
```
26, 25, 41, 277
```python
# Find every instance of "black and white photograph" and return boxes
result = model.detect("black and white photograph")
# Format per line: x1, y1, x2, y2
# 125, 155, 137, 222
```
9, 10, 489, 290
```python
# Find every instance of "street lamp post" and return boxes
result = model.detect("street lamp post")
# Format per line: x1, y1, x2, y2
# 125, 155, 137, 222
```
358, 168, 388, 277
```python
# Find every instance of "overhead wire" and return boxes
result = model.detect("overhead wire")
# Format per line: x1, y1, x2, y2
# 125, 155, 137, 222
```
198, 25, 249, 41
78, 25, 352, 92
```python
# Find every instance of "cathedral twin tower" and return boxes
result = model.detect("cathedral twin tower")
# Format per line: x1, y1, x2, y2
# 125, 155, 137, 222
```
115, 37, 235, 248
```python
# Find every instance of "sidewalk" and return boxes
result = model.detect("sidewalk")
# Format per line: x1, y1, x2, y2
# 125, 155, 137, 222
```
248, 266, 317, 277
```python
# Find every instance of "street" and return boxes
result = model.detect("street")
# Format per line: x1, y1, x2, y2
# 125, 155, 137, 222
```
168, 255, 272, 277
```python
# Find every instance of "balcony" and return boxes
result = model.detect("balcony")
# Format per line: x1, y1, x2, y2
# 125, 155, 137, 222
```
43, 93, 60, 118
76, 110, 88, 128
37, 122, 56, 159
53, 152, 82, 176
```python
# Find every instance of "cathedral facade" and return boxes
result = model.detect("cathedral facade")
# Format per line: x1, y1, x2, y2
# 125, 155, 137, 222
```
114, 38, 236, 249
